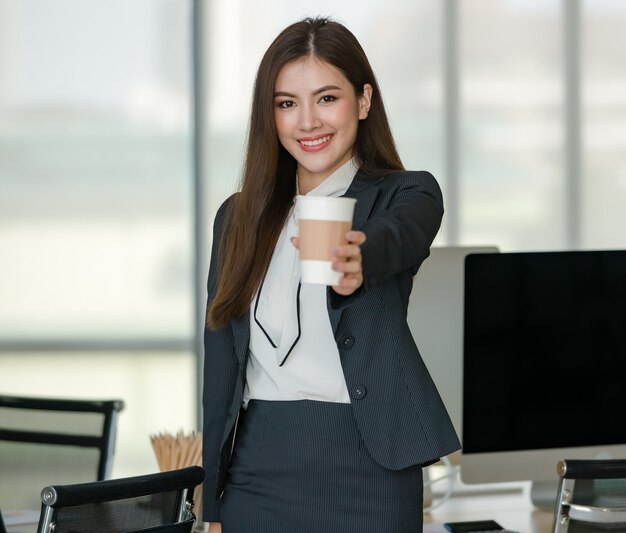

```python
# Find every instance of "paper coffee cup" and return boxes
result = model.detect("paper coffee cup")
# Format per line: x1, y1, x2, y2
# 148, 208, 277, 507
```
296, 195, 357, 285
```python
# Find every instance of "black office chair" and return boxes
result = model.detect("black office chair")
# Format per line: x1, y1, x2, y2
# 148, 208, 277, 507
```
37, 466, 205, 533
0, 395, 124, 511
553, 459, 626, 532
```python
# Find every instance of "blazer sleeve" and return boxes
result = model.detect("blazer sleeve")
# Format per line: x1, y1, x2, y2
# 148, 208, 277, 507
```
330, 171, 444, 309
202, 195, 239, 522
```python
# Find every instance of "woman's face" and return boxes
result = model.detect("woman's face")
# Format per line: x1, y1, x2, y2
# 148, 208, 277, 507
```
273, 57, 372, 191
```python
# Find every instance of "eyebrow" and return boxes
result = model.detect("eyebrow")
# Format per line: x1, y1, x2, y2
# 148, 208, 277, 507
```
274, 85, 343, 98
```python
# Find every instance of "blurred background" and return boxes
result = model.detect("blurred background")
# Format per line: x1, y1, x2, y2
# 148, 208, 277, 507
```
1, 0, 625, 478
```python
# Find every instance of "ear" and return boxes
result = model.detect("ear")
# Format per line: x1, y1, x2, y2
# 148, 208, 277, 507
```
358, 83, 373, 120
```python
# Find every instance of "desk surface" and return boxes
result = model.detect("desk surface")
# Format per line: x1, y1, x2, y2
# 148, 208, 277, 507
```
425, 482, 554, 533
3, 510, 38, 533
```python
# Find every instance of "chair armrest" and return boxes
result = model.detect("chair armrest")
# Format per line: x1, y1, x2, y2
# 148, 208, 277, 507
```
568, 503, 626, 524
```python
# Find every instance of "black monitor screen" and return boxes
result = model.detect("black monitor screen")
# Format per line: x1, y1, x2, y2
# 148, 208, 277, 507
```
463, 250, 626, 454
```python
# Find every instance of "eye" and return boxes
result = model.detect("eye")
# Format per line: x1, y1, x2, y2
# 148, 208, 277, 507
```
319, 95, 336, 104
276, 100, 295, 109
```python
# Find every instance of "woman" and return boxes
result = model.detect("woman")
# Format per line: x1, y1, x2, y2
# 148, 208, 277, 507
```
202, 16, 460, 533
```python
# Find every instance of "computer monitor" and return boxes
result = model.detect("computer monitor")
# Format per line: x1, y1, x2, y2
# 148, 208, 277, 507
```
461, 250, 626, 509
407, 245, 498, 439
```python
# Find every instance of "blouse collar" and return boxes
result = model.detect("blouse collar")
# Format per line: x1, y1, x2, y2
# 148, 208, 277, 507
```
301, 157, 359, 198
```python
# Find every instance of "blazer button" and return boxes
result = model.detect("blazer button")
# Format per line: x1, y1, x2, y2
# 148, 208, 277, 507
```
350, 385, 367, 400
338, 335, 355, 349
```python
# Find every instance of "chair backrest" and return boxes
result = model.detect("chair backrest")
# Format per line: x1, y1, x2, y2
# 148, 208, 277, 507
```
553, 458, 626, 533
0, 395, 124, 511
37, 466, 205, 533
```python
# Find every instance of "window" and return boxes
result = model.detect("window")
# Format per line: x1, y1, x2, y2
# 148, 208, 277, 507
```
581, 0, 626, 247
0, 0, 194, 477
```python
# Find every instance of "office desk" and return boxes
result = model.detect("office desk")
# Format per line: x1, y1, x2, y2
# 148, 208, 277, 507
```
4, 512, 38, 533
425, 482, 554, 533
6, 486, 554, 533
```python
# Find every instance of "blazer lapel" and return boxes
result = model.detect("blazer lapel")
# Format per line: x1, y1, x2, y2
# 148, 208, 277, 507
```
343, 169, 382, 230
327, 169, 383, 333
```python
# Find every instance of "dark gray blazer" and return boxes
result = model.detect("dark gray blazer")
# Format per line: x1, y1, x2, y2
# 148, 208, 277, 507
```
202, 169, 461, 521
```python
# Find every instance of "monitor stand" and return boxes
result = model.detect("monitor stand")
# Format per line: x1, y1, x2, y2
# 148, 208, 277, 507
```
530, 479, 559, 511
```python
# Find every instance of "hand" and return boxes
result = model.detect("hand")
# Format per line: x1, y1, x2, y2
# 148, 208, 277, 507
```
331, 230, 366, 296
291, 230, 366, 296
207, 523, 222, 533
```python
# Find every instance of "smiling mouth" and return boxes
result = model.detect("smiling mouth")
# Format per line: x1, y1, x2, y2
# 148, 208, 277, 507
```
299, 135, 332, 147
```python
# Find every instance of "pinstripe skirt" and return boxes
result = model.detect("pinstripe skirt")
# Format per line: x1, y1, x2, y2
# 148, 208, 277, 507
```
220, 399, 423, 533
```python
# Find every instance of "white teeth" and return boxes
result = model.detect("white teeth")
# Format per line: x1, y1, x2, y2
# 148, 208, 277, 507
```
300, 135, 331, 147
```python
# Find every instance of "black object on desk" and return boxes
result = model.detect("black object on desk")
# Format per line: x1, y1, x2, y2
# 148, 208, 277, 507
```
443, 520, 504, 532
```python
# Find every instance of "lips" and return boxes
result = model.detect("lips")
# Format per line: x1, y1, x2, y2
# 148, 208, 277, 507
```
298, 134, 333, 152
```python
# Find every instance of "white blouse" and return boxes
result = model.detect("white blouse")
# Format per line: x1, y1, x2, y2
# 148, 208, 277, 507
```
243, 158, 359, 406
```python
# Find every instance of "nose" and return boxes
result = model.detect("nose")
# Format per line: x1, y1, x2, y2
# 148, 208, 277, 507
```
298, 102, 321, 132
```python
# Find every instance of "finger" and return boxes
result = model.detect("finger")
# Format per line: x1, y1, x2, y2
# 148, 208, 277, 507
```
290, 236, 300, 249
332, 285, 353, 295
343, 275, 362, 287
333, 273, 362, 289
332, 260, 362, 274
333, 244, 362, 258
346, 230, 366, 245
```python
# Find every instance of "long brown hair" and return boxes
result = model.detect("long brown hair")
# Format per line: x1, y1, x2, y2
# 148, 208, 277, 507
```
207, 16, 403, 329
